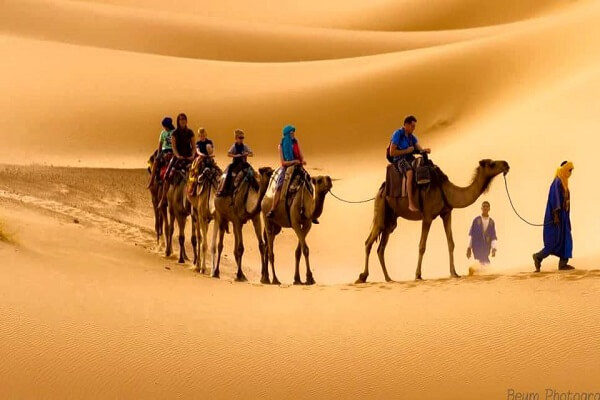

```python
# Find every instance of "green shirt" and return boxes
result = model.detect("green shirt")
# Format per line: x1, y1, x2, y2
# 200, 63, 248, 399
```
159, 129, 173, 151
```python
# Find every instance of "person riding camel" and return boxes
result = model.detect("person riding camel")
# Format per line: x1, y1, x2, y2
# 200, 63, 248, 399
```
195, 127, 214, 160
216, 129, 253, 197
158, 113, 195, 208
388, 115, 431, 212
266, 125, 309, 220
188, 127, 217, 196
147, 116, 175, 189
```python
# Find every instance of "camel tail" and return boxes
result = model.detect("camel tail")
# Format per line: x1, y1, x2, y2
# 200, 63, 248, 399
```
367, 183, 387, 244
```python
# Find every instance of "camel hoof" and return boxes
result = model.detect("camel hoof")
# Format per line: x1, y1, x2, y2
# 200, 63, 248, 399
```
211, 272, 220, 279
355, 273, 368, 284
178, 258, 185, 264
415, 275, 423, 281
451, 273, 461, 278
384, 277, 394, 283
235, 274, 248, 282
260, 277, 270, 285
271, 278, 281, 285
293, 279, 303, 286
305, 276, 316, 285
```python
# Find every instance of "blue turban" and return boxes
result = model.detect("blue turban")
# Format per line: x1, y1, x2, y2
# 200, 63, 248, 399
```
281, 125, 295, 162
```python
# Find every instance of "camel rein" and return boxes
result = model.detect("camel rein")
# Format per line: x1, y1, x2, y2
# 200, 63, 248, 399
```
503, 174, 552, 227
329, 190, 375, 204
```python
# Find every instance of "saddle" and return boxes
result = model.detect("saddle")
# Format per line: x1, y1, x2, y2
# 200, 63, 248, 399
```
284, 166, 313, 209
385, 157, 433, 198
232, 164, 259, 194
267, 166, 313, 222
167, 158, 190, 184
187, 157, 221, 197
158, 152, 174, 182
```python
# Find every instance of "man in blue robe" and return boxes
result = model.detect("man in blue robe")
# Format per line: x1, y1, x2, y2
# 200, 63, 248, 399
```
533, 161, 575, 272
467, 201, 497, 265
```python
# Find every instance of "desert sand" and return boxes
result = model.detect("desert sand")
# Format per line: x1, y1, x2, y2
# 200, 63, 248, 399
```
1, 0, 600, 398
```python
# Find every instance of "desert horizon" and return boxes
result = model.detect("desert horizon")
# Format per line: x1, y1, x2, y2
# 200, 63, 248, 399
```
1, 0, 599, 398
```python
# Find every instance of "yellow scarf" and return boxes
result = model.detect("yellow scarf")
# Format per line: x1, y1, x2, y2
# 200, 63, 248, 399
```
555, 161, 574, 192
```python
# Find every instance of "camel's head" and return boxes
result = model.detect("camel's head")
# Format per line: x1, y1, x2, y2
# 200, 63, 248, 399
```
258, 166, 274, 180
478, 159, 510, 178
311, 176, 333, 194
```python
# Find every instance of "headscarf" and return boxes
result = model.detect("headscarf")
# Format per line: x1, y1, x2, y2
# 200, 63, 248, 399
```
556, 161, 574, 192
281, 125, 295, 162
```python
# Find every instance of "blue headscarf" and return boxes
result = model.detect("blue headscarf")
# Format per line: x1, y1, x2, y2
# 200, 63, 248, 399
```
281, 125, 295, 162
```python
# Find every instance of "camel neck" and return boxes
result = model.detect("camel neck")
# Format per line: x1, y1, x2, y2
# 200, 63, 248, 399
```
310, 188, 328, 219
441, 168, 492, 209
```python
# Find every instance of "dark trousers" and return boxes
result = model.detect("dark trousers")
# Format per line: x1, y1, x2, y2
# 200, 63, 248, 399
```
534, 249, 569, 266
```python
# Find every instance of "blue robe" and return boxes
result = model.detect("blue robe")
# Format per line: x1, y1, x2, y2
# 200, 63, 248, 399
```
469, 216, 497, 264
542, 178, 572, 259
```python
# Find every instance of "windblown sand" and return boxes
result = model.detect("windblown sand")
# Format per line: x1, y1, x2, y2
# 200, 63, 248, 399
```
1, 0, 600, 398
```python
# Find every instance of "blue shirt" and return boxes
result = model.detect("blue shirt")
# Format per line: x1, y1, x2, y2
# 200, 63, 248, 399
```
390, 128, 418, 162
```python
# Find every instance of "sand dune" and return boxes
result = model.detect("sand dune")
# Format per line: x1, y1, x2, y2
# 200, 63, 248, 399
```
0, 0, 513, 62
2, 0, 600, 397
1, 0, 600, 167
78, 0, 579, 30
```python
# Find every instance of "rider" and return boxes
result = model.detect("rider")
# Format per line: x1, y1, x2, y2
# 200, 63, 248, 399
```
217, 129, 253, 196
158, 113, 195, 208
195, 127, 214, 159
188, 127, 216, 196
388, 115, 431, 212
147, 116, 175, 188
266, 124, 307, 219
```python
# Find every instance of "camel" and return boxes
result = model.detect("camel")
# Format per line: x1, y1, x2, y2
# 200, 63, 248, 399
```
212, 166, 274, 282
166, 164, 197, 264
261, 170, 332, 285
187, 158, 222, 274
356, 159, 510, 283
147, 155, 168, 246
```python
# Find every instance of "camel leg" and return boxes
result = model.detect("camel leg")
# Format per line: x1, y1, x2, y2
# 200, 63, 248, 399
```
250, 215, 269, 284
293, 242, 302, 285
177, 213, 187, 264
160, 201, 168, 249
302, 234, 315, 286
415, 219, 433, 280
191, 208, 198, 267
264, 223, 280, 285
233, 223, 247, 282
441, 212, 460, 278
294, 225, 314, 285
377, 230, 393, 282
199, 217, 209, 274
152, 193, 161, 245
191, 207, 202, 272
166, 205, 175, 257
211, 219, 225, 279
356, 227, 381, 283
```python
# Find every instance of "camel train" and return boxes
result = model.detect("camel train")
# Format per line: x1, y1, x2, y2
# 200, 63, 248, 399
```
148, 120, 510, 285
